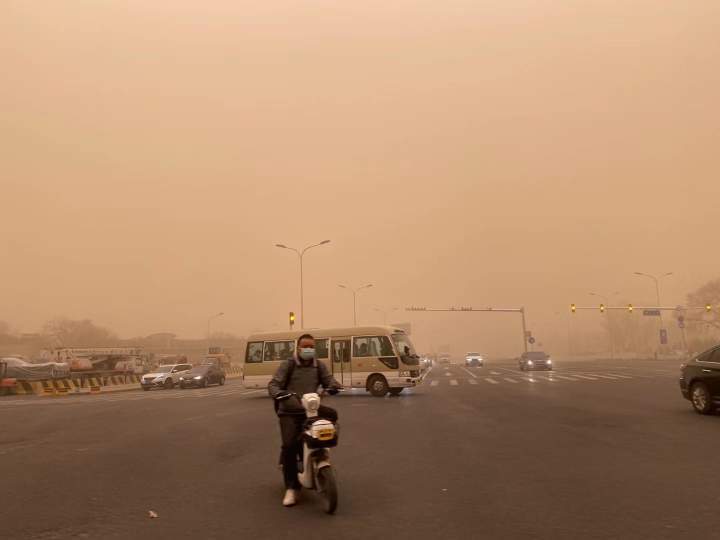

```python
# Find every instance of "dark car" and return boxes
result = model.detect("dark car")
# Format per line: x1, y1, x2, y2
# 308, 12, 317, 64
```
179, 364, 226, 389
519, 351, 553, 371
679, 345, 720, 414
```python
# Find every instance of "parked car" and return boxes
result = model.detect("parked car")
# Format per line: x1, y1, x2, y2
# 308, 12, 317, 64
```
179, 364, 226, 389
518, 351, 553, 371
1, 356, 71, 380
679, 345, 720, 414
465, 352, 484, 367
140, 363, 192, 390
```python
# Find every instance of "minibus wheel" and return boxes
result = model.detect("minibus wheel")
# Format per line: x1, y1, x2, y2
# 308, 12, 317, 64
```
368, 375, 389, 397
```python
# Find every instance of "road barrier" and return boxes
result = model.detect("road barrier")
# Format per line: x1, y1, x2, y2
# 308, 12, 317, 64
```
2, 369, 241, 397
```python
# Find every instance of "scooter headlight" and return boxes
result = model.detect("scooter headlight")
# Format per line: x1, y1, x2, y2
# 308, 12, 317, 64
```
301, 393, 321, 413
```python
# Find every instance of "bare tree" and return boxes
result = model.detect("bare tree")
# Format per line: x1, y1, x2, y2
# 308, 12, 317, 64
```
42, 318, 119, 347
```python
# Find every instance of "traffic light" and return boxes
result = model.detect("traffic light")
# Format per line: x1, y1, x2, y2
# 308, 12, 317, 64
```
628, 304, 633, 313
706, 304, 712, 313
289, 311, 296, 328
570, 304, 576, 313
600, 304, 606, 313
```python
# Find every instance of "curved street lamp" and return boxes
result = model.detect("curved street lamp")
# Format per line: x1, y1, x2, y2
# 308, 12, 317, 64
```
338, 283, 373, 326
275, 240, 331, 328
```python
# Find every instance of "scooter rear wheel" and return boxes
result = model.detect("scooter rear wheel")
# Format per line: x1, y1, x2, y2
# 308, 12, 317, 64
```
317, 466, 338, 514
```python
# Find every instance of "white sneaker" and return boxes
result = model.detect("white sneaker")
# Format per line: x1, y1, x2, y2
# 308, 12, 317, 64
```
282, 489, 298, 507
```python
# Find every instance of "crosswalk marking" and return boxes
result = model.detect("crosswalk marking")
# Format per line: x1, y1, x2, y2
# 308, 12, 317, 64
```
462, 368, 478, 378
490, 371, 501, 375
430, 380, 439, 387
485, 378, 499, 384
573, 375, 598, 381
605, 373, 633, 379
468, 379, 478, 385
591, 374, 621, 380
449, 379, 458, 386
555, 375, 578, 381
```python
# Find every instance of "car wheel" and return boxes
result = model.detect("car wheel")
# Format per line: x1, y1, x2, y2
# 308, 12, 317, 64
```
164, 379, 174, 390
368, 375, 389, 397
219, 377, 226, 386
690, 382, 713, 415
201, 378, 207, 388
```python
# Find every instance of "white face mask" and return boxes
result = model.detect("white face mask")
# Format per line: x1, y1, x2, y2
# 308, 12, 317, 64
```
299, 347, 316, 361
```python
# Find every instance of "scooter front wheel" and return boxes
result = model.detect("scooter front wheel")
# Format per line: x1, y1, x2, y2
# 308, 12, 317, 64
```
317, 466, 338, 514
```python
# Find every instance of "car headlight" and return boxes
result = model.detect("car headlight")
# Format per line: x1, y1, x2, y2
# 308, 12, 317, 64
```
193, 376, 203, 380
547, 359, 552, 364
399, 370, 411, 377
527, 360, 534, 365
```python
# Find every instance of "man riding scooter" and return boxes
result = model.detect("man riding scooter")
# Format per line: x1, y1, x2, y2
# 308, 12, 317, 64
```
268, 333, 343, 507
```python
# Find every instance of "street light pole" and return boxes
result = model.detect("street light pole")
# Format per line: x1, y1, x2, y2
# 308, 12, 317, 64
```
634, 271, 673, 354
276, 240, 331, 328
338, 284, 373, 326
206, 312, 224, 342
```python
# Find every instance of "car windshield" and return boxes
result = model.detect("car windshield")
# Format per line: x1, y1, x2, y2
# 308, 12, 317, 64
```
392, 333, 419, 365
155, 365, 174, 373
525, 352, 549, 360
467, 352, 481, 356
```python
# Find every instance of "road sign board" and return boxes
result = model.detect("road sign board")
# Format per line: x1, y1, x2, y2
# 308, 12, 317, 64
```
643, 309, 661, 317
659, 329, 668, 345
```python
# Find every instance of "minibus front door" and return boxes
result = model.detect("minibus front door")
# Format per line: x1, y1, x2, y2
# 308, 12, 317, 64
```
331, 339, 351, 386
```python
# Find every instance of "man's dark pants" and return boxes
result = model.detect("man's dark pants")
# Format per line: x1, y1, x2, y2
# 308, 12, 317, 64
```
279, 405, 338, 489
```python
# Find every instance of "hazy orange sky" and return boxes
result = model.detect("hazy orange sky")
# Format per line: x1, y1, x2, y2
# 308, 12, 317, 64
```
3, 1, 719, 355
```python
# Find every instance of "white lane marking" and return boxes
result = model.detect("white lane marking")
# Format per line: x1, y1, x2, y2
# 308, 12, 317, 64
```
572, 375, 598, 381
535, 375, 555, 381
484, 378, 499, 385
524, 377, 537, 383
462, 368, 478, 378
504, 377, 518, 383
449, 380, 459, 386
591, 374, 622, 380
444, 372, 452, 377
430, 380, 439, 387
468, 379, 478, 385
555, 375, 578, 381
605, 373, 633, 379
490, 371, 501, 375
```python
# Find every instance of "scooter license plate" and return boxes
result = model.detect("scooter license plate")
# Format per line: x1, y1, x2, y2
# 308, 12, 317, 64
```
317, 429, 335, 440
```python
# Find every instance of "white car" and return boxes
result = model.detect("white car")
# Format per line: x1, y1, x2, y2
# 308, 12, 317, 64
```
465, 352, 484, 367
140, 363, 192, 390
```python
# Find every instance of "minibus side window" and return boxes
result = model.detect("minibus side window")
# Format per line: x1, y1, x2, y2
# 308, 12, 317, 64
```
264, 341, 295, 362
315, 339, 329, 359
246, 342, 264, 363
354, 336, 395, 358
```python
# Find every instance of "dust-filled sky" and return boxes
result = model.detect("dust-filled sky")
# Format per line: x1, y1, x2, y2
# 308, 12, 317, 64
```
2, 1, 719, 355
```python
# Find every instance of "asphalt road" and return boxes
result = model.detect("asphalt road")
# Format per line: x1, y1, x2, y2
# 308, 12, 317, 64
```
2, 359, 718, 540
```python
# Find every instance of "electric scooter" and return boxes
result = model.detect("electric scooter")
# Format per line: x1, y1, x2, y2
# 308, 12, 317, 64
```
277, 391, 340, 514
297, 392, 339, 514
